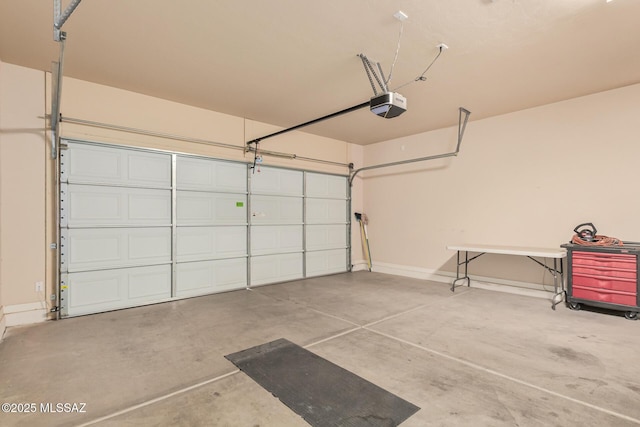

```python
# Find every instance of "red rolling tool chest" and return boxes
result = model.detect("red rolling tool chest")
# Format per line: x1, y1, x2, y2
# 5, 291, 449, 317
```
562, 243, 640, 320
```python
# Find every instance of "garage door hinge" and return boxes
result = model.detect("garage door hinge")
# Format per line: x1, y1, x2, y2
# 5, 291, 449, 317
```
50, 243, 57, 249
50, 306, 60, 313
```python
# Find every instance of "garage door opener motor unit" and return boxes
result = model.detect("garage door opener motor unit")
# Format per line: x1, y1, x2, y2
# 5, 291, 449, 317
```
369, 92, 406, 118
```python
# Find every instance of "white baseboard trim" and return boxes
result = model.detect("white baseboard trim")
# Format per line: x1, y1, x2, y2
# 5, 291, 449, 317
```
0, 306, 6, 341
350, 259, 371, 272
4, 302, 48, 327
372, 262, 452, 283
371, 261, 556, 300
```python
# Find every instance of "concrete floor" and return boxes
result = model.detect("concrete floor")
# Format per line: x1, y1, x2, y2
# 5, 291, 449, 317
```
1, 272, 639, 427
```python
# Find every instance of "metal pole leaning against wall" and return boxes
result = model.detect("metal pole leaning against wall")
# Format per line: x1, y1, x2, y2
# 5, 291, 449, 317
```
348, 107, 471, 186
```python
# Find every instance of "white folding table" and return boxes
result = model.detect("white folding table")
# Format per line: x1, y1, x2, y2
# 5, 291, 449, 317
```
446, 244, 567, 310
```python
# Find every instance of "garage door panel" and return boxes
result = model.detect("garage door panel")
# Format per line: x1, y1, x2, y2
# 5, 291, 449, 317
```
127, 153, 172, 187
128, 267, 172, 299
251, 253, 303, 286
177, 191, 247, 225
250, 196, 302, 224
63, 184, 171, 227
250, 167, 302, 196
176, 226, 247, 262
177, 157, 247, 193
61, 143, 171, 188
176, 258, 247, 297
305, 199, 347, 224
251, 225, 303, 255
128, 230, 172, 261
61, 145, 121, 184
61, 228, 171, 272
306, 225, 347, 251
68, 274, 121, 307
61, 229, 120, 272
306, 249, 348, 277
128, 192, 173, 220
62, 265, 171, 317
305, 173, 347, 199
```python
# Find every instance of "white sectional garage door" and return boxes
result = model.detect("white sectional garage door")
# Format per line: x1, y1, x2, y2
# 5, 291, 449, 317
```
59, 141, 349, 317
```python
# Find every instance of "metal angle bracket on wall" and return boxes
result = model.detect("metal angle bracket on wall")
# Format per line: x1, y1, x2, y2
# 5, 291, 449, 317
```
51, 52, 64, 160
348, 107, 471, 185
51, 0, 83, 159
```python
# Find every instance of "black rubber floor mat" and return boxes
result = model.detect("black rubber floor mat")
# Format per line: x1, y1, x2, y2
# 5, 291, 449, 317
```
225, 338, 419, 427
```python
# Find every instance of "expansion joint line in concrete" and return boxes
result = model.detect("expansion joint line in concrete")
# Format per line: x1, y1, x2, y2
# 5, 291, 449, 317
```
264, 290, 640, 426
76, 303, 425, 425
80, 294, 634, 426
365, 328, 640, 425
75, 370, 240, 427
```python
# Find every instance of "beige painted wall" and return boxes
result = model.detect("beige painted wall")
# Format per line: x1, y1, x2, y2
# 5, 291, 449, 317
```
0, 62, 47, 309
363, 83, 640, 284
0, 60, 4, 334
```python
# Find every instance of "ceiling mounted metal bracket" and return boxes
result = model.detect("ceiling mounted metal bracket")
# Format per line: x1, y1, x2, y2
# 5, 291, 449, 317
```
358, 54, 388, 96
53, 0, 82, 41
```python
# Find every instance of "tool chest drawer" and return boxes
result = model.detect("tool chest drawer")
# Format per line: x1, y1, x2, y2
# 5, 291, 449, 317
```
571, 286, 636, 306
572, 274, 636, 293
573, 265, 636, 279
572, 252, 636, 269
561, 243, 640, 319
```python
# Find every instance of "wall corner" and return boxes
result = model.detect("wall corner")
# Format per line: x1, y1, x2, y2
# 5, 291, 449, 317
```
0, 306, 6, 341
4, 302, 48, 327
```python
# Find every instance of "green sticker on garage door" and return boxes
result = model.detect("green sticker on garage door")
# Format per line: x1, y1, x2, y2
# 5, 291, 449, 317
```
236, 202, 244, 207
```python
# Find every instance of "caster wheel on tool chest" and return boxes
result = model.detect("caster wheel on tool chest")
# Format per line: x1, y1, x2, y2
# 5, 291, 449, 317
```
568, 302, 582, 311
624, 311, 638, 321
